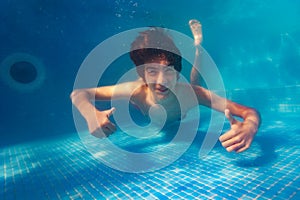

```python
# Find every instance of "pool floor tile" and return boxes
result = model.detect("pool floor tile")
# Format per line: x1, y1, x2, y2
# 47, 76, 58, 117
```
1, 125, 299, 200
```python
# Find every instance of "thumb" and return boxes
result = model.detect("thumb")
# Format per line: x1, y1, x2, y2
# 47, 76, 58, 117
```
105, 107, 116, 117
225, 109, 237, 125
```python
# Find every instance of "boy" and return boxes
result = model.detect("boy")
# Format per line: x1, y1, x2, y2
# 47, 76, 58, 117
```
71, 27, 261, 153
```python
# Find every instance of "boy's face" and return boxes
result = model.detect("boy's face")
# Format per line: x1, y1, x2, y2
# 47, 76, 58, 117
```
144, 58, 178, 102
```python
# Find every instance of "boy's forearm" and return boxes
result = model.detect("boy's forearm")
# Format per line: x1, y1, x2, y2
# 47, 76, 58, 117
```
70, 89, 97, 119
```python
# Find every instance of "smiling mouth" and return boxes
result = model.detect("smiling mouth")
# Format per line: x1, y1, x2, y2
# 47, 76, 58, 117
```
155, 86, 169, 94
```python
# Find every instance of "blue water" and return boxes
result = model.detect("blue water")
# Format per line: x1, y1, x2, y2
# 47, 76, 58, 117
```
1, 0, 300, 199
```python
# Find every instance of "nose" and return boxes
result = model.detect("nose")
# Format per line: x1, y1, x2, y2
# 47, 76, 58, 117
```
156, 71, 167, 85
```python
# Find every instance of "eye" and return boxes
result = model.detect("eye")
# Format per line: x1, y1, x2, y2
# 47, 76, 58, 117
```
146, 68, 158, 76
164, 67, 176, 75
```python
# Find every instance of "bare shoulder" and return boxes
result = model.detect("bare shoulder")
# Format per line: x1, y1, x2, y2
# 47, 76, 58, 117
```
175, 83, 212, 106
114, 79, 143, 90
94, 79, 145, 100
120, 79, 146, 94
176, 83, 208, 95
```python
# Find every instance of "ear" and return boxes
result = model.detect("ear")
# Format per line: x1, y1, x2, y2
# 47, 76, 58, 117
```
136, 66, 145, 79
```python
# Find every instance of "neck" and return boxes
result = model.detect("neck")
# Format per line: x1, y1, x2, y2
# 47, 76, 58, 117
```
151, 88, 178, 106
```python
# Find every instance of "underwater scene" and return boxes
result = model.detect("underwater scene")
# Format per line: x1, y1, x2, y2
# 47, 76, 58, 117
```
1, 0, 300, 199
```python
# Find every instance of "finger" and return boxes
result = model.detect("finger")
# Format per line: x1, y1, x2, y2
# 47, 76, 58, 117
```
219, 129, 238, 143
235, 145, 249, 153
106, 107, 116, 117
102, 128, 114, 136
225, 141, 245, 152
106, 122, 117, 133
235, 141, 252, 153
225, 109, 237, 125
221, 134, 242, 149
92, 122, 116, 138
92, 129, 107, 138
93, 127, 113, 137
103, 120, 117, 132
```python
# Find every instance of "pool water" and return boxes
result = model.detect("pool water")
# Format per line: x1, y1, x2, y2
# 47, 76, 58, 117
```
1, 0, 300, 199
2, 86, 300, 199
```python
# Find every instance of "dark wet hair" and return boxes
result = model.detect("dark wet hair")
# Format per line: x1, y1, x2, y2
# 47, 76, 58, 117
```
130, 27, 182, 78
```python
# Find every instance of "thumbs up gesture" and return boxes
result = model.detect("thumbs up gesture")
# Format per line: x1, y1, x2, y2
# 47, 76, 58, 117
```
219, 109, 259, 153
86, 107, 117, 138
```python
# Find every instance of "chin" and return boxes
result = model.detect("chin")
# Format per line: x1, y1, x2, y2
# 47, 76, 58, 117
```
155, 93, 170, 102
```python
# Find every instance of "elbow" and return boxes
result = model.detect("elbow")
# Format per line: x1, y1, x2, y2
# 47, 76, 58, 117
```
70, 89, 90, 104
70, 89, 80, 101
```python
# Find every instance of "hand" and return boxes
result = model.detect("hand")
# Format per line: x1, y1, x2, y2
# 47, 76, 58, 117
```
219, 109, 258, 153
86, 107, 116, 138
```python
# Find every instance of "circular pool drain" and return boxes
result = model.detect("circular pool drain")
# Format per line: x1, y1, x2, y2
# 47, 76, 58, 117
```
0, 53, 46, 92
